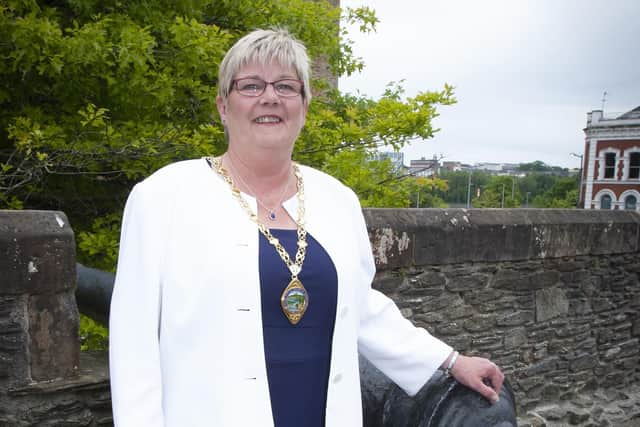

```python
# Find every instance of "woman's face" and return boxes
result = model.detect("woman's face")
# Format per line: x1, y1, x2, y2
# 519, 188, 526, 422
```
217, 61, 308, 155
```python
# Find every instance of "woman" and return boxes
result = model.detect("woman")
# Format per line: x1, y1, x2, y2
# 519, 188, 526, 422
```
109, 28, 504, 426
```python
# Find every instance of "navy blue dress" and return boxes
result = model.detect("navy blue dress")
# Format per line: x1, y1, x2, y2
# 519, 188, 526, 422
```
259, 229, 338, 427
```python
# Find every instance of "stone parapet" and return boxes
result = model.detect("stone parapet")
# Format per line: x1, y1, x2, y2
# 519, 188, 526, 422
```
364, 208, 640, 268
2, 207, 639, 425
364, 208, 640, 424
0, 210, 79, 387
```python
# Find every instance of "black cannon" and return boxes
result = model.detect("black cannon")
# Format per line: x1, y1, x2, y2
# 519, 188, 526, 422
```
76, 263, 517, 426
360, 355, 516, 426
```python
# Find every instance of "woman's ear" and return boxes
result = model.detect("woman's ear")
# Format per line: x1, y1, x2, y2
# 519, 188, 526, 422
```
216, 96, 227, 123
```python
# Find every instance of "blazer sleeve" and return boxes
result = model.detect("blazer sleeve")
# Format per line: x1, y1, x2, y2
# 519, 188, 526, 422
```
109, 183, 166, 426
353, 198, 452, 397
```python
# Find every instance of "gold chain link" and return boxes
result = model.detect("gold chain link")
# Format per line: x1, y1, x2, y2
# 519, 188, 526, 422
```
206, 156, 307, 278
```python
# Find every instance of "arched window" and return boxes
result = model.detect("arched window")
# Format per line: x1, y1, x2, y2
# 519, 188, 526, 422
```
601, 194, 612, 209
625, 195, 637, 210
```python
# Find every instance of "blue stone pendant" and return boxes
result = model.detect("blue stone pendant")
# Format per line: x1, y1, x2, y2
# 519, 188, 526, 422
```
269, 210, 277, 221
280, 278, 308, 325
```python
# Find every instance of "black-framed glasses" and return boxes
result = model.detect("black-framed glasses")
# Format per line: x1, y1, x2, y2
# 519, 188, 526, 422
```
232, 78, 304, 98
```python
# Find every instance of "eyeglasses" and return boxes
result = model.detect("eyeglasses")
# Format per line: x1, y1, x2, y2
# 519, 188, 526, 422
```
232, 78, 304, 98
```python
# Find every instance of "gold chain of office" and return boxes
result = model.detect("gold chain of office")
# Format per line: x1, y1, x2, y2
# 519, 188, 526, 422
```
206, 156, 308, 279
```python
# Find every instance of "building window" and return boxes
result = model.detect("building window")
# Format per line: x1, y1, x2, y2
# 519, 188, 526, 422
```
625, 195, 637, 210
601, 195, 612, 209
604, 153, 616, 179
629, 153, 640, 179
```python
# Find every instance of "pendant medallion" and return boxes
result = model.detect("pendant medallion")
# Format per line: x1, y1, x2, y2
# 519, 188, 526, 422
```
280, 278, 308, 325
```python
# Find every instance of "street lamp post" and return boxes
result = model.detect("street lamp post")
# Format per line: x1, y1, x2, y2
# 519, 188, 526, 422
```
466, 171, 472, 208
571, 152, 584, 208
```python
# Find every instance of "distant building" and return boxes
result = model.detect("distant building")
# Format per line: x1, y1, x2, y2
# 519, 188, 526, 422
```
500, 163, 522, 175
442, 161, 462, 172
582, 106, 640, 210
474, 162, 503, 172
409, 156, 440, 177
372, 151, 405, 173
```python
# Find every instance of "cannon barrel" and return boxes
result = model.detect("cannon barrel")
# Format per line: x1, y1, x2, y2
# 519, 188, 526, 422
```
75, 263, 114, 325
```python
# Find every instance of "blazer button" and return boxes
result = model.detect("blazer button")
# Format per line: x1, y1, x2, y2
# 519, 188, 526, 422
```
339, 307, 349, 318
332, 373, 343, 383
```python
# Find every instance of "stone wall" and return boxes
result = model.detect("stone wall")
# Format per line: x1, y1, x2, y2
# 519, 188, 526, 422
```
1, 208, 639, 425
365, 208, 640, 416
0, 210, 109, 426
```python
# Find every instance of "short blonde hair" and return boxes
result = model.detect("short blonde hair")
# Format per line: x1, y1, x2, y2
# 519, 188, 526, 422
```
217, 28, 311, 102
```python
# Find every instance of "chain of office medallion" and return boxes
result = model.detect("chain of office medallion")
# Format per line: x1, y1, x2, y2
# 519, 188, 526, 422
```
207, 156, 307, 277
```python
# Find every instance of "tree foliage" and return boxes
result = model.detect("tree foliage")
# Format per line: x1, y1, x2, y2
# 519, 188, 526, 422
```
437, 167, 578, 208
518, 160, 568, 174
1, 0, 456, 272
531, 177, 579, 208
473, 175, 521, 208
437, 170, 491, 206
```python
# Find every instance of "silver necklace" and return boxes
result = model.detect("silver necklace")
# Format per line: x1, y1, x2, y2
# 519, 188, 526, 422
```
224, 154, 291, 221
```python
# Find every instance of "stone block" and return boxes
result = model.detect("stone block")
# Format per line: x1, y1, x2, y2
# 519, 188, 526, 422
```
569, 298, 592, 316
0, 296, 28, 387
0, 210, 79, 387
602, 372, 626, 388
592, 298, 615, 313
617, 356, 639, 370
464, 288, 505, 305
530, 270, 561, 289
0, 211, 75, 295
492, 268, 531, 291
435, 321, 463, 336
534, 403, 565, 420
535, 287, 569, 322
441, 304, 471, 320
617, 338, 639, 358
497, 310, 534, 327
556, 260, 585, 272
633, 319, 640, 336
541, 383, 562, 400
445, 335, 472, 352
576, 337, 597, 352
518, 376, 543, 392
570, 268, 591, 282
445, 274, 485, 292
463, 314, 495, 332
413, 271, 445, 288
504, 327, 528, 350
526, 357, 559, 376
569, 353, 598, 372
28, 292, 79, 381
567, 407, 591, 424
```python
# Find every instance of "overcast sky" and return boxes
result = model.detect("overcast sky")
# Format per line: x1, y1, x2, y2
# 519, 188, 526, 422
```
338, 0, 640, 168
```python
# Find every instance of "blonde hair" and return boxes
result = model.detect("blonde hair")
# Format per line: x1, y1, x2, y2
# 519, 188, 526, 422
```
217, 28, 311, 102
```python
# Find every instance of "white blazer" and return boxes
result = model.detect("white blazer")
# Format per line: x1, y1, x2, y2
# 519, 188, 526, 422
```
109, 159, 452, 427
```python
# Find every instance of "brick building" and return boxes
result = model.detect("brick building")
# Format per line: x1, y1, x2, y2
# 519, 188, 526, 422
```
581, 106, 640, 210
409, 156, 440, 177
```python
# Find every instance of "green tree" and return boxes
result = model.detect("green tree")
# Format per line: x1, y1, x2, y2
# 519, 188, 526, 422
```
408, 175, 448, 208
474, 175, 521, 208
517, 172, 556, 206
437, 170, 491, 207
1, 0, 455, 271
532, 176, 578, 208
518, 160, 568, 175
